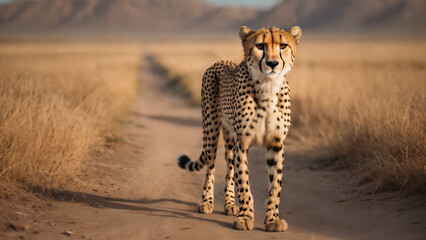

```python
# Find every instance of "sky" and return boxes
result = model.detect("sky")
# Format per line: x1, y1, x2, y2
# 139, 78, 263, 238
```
0, 0, 281, 8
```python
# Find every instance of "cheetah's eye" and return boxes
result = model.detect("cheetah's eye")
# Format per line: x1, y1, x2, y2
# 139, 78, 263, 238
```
255, 44, 264, 50
280, 43, 288, 49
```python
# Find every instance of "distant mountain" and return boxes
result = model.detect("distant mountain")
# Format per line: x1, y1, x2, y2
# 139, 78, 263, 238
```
189, 7, 258, 32
0, 0, 424, 36
246, 0, 426, 34
0, 0, 258, 35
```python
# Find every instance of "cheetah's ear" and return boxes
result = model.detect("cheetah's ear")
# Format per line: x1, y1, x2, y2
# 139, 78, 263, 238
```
239, 26, 254, 43
289, 26, 302, 44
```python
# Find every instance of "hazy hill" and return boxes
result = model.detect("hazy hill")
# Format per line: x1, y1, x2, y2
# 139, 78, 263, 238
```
0, 0, 425, 36
247, 0, 426, 33
0, 0, 258, 35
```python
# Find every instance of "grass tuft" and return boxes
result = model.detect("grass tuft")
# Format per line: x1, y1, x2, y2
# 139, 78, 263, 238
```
0, 42, 141, 189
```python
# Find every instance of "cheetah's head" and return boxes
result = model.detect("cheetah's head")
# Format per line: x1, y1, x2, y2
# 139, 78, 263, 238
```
239, 26, 302, 78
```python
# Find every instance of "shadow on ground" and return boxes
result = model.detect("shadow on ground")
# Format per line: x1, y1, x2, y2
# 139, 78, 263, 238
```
35, 188, 232, 229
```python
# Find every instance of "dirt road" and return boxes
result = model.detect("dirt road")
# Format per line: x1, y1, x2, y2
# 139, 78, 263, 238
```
4, 56, 425, 240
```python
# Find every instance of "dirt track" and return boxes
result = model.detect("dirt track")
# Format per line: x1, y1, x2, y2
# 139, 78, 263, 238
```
3, 56, 425, 240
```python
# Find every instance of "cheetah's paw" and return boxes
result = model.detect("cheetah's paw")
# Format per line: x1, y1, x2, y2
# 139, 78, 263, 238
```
233, 217, 254, 230
265, 219, 288, 232
224, 205, 239, 216
198, 202, 213, 214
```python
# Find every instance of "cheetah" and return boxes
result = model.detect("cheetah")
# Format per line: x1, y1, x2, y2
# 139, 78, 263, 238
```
178, 26, 302, 232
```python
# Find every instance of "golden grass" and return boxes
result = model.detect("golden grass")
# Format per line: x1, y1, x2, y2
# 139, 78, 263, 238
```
0, 42, 141, 189
149, 39, 426, 192
148, 41, 242, 104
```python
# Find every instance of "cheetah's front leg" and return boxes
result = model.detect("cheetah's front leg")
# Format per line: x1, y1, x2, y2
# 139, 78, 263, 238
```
232, 143, 254, 230
264, 141, 288, 232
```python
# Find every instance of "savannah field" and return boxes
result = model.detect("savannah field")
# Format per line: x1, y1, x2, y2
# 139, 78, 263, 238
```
0, 38, 425, 239
2, 40, 425, 192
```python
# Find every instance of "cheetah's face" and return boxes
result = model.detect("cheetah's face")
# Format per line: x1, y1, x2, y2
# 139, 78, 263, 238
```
239, 26, 302, 78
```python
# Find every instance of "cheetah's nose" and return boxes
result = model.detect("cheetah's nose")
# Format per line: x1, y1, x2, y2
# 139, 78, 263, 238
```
266, 61, 279, 69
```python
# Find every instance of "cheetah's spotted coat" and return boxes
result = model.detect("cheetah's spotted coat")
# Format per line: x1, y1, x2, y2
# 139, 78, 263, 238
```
178, 26, 302, 232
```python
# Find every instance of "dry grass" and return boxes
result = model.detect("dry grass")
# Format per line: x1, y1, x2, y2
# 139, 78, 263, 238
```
148, 41, 242, 104
0, 42, 141, 189
149, 39, 426, 192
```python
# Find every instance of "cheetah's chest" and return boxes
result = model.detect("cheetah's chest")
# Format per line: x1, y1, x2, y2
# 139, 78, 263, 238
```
251, 77, 286, 145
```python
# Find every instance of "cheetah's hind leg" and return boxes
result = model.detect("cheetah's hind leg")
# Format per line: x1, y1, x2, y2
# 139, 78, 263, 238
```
222, 127, 239, 216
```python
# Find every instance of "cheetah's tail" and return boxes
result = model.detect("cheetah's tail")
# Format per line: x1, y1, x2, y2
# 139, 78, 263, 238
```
177, 153, 205, 172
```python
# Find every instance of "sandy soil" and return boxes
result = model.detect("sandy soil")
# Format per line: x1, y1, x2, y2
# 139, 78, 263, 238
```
2, 56, 425, 240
